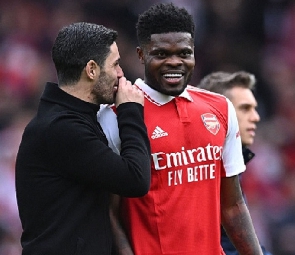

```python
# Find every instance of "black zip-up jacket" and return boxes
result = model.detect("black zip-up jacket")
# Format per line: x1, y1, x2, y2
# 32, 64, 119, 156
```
15, 82, 151, 255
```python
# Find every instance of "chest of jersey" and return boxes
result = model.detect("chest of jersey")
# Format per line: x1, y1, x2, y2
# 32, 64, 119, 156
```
120, 93, 229, 254
144, 95, 227, 188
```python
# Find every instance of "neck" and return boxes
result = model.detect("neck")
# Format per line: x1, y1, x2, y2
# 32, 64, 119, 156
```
60, 83, 94, 104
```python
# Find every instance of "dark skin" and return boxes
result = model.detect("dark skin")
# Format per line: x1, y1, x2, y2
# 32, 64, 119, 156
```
110, 32, 263, 255
137, 32, 195, 96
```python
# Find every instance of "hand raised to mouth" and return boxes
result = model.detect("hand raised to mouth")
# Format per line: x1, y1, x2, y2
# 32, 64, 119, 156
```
115, 77, 144, 107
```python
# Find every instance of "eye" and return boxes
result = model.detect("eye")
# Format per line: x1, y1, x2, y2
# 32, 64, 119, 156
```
157, 51, 166, 58
240, 105, 251, 112
180, 50, 193, 57
113, 60, 120, 67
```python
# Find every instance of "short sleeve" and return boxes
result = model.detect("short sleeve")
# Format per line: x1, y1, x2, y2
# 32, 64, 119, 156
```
222, 98, 246, 177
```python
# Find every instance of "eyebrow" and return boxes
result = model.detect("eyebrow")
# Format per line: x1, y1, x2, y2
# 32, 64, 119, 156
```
238, 103, 258, 108
110, 57, 120, 66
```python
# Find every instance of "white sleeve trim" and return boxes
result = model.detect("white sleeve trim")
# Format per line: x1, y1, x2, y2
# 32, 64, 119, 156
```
223, 98, 246, 177
97, 104, 121, 155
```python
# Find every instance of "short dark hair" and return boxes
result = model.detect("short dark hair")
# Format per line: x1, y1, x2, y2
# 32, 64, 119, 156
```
198, 71, 256, 96
136, 3, 195, 46
52, 22, 118, 85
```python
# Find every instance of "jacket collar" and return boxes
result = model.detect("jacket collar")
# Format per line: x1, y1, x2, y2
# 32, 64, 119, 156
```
41, 82, 100, 113
242, 146, 255, 165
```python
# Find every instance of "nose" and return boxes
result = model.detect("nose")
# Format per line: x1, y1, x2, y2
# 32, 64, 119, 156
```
116, 65, 124, 78
251, 109, 260, 123
166, 55, 182, 66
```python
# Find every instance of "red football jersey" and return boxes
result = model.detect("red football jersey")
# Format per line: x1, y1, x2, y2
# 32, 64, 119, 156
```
98, 78, 245, 255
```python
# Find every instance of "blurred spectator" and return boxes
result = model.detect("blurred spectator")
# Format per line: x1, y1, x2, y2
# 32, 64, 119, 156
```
0, 111, 34, 255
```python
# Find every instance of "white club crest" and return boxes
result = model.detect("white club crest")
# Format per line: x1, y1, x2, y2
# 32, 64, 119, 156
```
201, 113, 220, 135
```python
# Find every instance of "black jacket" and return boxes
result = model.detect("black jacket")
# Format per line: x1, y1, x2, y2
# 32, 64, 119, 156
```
15, 82, 151, 255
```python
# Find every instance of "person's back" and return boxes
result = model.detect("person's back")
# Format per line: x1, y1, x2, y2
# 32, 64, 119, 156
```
16, 90, 112, 254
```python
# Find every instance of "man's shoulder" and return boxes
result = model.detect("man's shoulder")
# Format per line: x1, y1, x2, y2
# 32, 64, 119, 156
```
186, 85, 228, 104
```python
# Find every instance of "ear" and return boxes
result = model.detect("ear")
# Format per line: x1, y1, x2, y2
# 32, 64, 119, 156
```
85, 60, 100, 80
137, 47, 144, 64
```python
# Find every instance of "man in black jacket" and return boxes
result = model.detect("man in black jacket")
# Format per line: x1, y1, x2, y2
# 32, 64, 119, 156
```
15, 22, 151, 255
198, 71, 272, 255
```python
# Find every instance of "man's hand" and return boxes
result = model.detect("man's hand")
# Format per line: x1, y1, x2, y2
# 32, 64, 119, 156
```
115, 77, 144, 107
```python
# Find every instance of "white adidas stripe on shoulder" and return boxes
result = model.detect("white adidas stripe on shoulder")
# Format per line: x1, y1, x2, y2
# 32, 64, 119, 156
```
187, 85, 227, 99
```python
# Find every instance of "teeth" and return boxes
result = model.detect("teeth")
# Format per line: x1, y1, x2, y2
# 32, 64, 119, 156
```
163, 74, 182, 78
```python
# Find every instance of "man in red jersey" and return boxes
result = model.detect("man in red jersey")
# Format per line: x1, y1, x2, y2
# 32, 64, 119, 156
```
98, 3, 263, 255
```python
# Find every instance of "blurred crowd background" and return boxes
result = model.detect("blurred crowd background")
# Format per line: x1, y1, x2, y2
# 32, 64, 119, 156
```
0, 0, 295, 254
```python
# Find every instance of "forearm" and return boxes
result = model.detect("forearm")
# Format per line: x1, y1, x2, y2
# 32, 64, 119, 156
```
110, 195, 134, 255
222, 201, 263, 255
111, 218, 134, 255
117, 102, 151, 196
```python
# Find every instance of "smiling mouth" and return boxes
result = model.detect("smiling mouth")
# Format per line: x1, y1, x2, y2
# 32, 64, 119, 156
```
163, 73, 183, 78
162, 73, 184, 83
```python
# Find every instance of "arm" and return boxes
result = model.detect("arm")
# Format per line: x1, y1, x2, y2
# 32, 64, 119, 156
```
221, 175, 263, 255
46, 80, 151, 197
110, 194, 134, 255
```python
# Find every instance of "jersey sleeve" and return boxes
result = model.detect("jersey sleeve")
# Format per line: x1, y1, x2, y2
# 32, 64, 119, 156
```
222, 98, 246, 177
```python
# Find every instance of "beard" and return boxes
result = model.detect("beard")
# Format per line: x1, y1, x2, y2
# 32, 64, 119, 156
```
92, 70, 117, 105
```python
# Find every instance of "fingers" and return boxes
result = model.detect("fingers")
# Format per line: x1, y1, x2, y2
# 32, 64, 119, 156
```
115, 77, 144, 107
117, 77, 135, 92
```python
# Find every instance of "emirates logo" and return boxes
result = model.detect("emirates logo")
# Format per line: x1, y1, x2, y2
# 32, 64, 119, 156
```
201, 113, 220, 135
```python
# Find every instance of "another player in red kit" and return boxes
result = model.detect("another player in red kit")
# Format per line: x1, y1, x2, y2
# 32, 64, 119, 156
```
98, 3, 263, 255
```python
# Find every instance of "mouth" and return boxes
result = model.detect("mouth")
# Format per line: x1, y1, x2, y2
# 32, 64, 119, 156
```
247, 128, 256, 137
113, 85, 118, 94
162, 72, 184, 83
